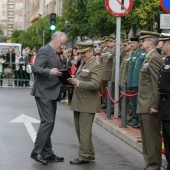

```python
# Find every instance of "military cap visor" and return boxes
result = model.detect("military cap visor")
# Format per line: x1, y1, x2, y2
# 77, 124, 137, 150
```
77, 42, 94, 53
139, 31, 160, 40
130, 37, 139, 42
160, 33, 170, 41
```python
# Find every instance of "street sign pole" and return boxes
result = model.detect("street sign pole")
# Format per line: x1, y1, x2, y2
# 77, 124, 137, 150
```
105, 0, 133, 119
114, 17, 121, 118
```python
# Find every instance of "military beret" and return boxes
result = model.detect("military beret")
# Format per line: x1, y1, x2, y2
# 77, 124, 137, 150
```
139, 30, 160, 40
160, 33, 170, 41
77, 42, 94, 53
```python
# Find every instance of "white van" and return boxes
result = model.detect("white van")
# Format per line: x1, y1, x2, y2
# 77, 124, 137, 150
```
0, 43, 22, 55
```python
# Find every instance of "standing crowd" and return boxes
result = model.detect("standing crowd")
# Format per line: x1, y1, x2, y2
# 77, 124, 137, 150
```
0, 46, 37, 86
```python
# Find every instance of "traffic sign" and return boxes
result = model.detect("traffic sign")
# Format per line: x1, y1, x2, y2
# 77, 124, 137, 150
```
160, 0, 170, 14
105, 0, 133, 17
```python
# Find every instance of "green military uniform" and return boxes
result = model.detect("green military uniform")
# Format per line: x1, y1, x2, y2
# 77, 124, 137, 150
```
100, 46, 110, 109
136, 31, 163, 170
70, 42, 103, 161
119, 51, 133, 120
119, 51, 132, 86
130, 49, 146, 127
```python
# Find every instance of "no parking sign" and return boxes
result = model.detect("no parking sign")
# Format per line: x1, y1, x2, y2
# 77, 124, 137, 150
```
105, 0, 133, 17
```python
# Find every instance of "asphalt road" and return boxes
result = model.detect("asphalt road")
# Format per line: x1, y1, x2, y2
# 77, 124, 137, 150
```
0, 87, 146, 170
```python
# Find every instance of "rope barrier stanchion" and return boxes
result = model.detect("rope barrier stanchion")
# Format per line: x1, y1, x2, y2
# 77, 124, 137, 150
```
120, 85, 127, 128
106, 81, 112, 120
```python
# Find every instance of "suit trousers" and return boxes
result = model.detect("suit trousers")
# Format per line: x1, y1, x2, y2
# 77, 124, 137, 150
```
162, 120, 170, 170
140, 114, 162, 170
34, 97, 57, 156
74, 111, 95, 160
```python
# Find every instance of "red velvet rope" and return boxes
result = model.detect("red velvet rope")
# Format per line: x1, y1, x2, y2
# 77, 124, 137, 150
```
98, 87, 123, 104
98, 87, 138, 104
120, 91, 138, 97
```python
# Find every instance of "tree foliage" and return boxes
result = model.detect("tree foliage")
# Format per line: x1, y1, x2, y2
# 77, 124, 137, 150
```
11, 15, 53, 49
10, 0, 166, 48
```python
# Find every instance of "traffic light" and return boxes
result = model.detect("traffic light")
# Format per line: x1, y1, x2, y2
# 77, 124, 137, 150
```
50, 13, 56, 31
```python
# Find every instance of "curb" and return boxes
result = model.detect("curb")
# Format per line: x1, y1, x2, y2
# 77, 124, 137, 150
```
94, 113, 167, 169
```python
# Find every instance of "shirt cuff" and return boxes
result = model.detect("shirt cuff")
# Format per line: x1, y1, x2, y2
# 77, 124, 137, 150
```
77, 80, 79, 87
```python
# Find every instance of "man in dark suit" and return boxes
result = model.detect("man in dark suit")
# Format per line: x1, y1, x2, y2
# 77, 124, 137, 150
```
157, 33, 170, 170
136, 31, 163, 170
30, 31, 67, 165
68, 42, 103, 165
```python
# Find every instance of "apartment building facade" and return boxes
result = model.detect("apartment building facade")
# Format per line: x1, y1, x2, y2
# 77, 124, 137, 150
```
24, 0, 67, 29
0, 0, 65, 36
0, 0, 24, 37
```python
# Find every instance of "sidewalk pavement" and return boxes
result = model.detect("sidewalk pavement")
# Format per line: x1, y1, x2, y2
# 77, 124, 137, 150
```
94, 111, 167, 169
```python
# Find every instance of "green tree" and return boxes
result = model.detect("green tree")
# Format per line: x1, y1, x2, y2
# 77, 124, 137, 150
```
11, 15, 52, 48
124, 0, 164, 33
59, 0, 116, 39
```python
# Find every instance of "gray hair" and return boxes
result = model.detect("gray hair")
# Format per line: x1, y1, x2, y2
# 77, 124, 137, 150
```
51, 31, 68, 41
150, 38, 159, 46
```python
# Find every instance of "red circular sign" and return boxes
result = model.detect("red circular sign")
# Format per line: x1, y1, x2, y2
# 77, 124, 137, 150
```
160, 0, 170, 14
105, 0, 133, 17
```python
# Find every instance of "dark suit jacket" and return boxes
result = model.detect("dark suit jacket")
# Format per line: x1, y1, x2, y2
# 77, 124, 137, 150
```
5, 53, 16, 69
31, 44, 61, 100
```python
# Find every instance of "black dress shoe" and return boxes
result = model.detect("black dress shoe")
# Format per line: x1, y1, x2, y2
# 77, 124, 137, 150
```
30, 152, 47, 165
127, 121, 135, 126
44, 154, 64, 162
89, 156, 95, 161
101, 105, 107, 109
132, 123, 140, 129
70, 158, 89, 165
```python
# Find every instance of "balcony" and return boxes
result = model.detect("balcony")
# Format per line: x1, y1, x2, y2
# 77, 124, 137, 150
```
30, 11, 40, 23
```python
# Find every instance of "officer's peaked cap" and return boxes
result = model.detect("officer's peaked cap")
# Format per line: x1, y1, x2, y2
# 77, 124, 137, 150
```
139, 30, 160, 40
77, 42, 94, 53
160, 33, 170, 41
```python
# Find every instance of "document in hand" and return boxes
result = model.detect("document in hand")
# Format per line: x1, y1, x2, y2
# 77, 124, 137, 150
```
58, 69, 72, 85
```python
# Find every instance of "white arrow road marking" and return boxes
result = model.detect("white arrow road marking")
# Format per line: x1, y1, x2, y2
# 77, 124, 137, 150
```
10, 114, 40, 143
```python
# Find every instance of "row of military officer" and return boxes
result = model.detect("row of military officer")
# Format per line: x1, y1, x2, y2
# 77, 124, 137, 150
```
99, 34, 166, 129
99, 31, 170, 170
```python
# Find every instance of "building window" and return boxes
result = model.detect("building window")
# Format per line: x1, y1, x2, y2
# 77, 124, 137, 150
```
8, 11, 14, 16
8, 4, 14, 9
2, 11, 5, 16
8, 24, 13, 29
8, 0, 14, 2
18, 3, 23, 10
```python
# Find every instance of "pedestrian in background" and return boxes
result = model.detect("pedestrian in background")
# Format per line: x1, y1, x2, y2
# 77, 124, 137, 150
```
14, 50, 22, 86
68, 42, 103, 165
30, 31, 67, 165
5, 47, 15, 86
136, 31, 163, 170
157, 33, 170, 170
19, 50, 29, 87
0, 48, 4, 86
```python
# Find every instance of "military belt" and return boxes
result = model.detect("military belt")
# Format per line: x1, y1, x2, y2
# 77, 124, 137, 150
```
160, 93, 170, 98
